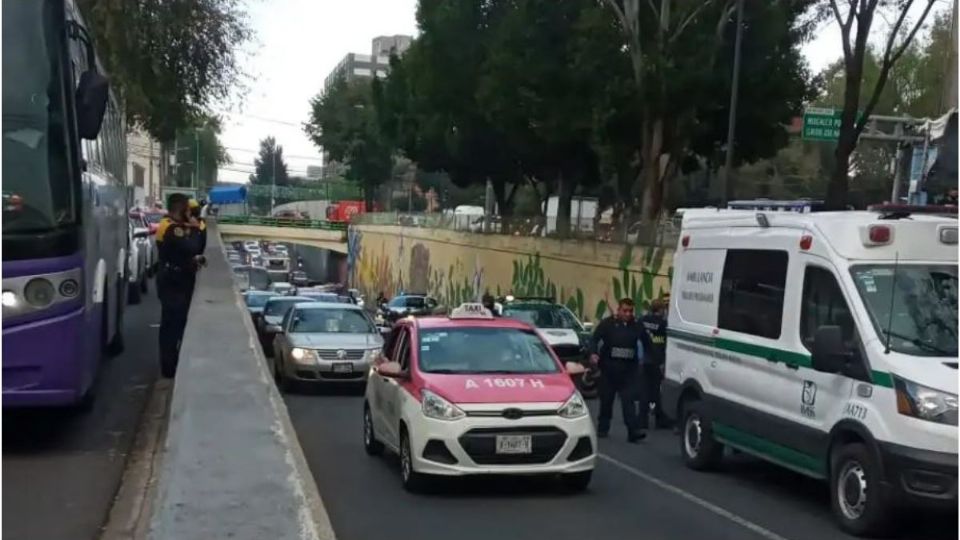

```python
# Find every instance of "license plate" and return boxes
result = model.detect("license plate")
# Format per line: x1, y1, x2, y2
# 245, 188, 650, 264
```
495, 435, 532, 454
332, 362, 353, 373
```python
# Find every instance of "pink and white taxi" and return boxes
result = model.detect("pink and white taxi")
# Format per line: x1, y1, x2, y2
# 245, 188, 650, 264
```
363, 303, 596, 492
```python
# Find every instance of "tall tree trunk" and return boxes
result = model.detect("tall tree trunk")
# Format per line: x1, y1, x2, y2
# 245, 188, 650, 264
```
827, 51, 865, 210
638, 115, 665, 226
555, 171, 573, 238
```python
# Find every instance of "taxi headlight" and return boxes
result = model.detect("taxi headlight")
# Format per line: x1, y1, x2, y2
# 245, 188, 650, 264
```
895, 376, 958, 426
421, 389, 465, 421
558, 392, 588, 419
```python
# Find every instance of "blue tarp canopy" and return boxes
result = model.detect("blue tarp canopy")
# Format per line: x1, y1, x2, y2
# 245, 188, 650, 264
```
208, 185, 247, 204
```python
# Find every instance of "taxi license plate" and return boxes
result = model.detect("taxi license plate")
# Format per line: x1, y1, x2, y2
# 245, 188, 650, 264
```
332, 362, 353, 373
495, 435, 532, 454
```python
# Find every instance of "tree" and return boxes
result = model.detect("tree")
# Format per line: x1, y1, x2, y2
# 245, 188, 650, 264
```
249, 136, 290, 188
306, 77, 393, 210
602, 0, 816, 230
78, 0, 251, 141
171, 116, 230, 190
820, 0, 939, 208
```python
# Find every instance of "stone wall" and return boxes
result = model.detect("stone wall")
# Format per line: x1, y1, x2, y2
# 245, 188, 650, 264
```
348, 225, 674, 322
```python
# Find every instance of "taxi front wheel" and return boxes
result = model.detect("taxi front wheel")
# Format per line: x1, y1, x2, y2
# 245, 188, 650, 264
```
400, 430, 431, 493
363, 405, 384, 456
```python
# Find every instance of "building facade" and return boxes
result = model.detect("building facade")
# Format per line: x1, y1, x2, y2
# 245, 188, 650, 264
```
126, 127, 162, 209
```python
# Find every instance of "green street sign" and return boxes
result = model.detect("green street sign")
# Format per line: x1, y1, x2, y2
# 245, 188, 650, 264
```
802, 107, 842, 141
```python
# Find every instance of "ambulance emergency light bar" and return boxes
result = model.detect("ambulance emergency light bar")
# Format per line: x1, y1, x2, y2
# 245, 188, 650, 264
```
727, 199, 825, 213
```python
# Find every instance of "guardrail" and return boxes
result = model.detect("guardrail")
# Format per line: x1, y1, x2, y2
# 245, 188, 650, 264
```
216, 215, 347, 231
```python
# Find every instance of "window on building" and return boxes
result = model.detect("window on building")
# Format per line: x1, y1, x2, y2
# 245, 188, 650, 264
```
353, 67, 372, 77
133, 163, 145, 187
718, 249, 788, 339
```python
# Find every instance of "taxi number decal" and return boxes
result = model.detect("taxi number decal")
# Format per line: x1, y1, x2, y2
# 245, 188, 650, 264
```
843, 402, 867, 420
465, 378, 545, 389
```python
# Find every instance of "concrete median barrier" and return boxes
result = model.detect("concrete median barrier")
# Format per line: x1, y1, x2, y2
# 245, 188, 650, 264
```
148, 223, 336, 540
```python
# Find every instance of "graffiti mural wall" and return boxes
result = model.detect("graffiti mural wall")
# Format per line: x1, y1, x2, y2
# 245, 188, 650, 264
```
350, 225, 674, 322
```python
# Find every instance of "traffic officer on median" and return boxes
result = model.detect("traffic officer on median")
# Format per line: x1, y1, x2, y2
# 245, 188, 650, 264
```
188, 198, 208, 253
590, 297, 652, 442
156, 194, 206, 378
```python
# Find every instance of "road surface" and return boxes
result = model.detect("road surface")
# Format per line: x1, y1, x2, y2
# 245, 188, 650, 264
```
286, 390, 956, 540
3, 289, 161, 540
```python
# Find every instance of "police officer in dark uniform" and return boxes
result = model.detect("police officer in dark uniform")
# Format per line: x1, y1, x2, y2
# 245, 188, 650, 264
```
590, 298, 652, 442
640, 297, 671, 429
156, 194, 205, 378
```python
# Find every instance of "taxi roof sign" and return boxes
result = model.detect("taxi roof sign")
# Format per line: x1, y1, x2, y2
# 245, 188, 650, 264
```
449, 303, 494, 319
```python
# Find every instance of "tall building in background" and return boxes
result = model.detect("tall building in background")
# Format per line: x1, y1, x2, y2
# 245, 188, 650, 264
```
322, 35, 413, 176
126, 128, 162, 208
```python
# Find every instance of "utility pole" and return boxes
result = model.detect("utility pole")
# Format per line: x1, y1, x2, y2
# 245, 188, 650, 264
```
271, 147, 277, 215
721, 0, 745, 207
194, 129, 200, 191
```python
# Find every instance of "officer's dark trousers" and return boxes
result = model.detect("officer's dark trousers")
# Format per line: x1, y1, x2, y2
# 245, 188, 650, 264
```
638, 363, 670, 428
597, 362, 641, 436
157, 269, 195, 378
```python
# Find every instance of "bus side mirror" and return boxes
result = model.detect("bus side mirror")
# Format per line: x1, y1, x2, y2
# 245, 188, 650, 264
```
76, 70, 109, 140
812, 326, 845, 373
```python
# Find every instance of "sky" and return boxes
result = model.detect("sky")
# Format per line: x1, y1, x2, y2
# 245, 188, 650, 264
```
216, 0, 949, 185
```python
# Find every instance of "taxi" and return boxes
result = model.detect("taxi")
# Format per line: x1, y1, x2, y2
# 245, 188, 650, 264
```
363, 303, 596, 492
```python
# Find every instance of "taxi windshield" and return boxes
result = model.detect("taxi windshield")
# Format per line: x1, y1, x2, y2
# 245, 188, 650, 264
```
418, 327, 559, 374
501, 304, 581, 329
851, 264, 958, 357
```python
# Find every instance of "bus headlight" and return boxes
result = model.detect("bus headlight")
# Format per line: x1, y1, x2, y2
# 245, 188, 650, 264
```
24, 278, 55, 307
2, 290, 18, 307
895, 376, 959, 426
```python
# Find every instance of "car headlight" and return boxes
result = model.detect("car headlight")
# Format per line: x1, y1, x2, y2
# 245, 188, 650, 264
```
290, 347, 317, 363
421, 389, 465, 421
895, 376, 958, 426
558, 392, 588, 419
363, 348, 381, 362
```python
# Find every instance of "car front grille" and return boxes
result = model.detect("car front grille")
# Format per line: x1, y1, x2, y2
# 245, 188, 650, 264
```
314, 349, 366, 361
458, 426, 567, 465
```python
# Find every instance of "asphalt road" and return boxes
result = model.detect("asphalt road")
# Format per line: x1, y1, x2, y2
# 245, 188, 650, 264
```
286, 390, 957, 540
3, 286, 161, 540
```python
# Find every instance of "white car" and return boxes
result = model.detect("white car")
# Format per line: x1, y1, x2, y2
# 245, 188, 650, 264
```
364, 303, 595, 492
127, 220, 150, 304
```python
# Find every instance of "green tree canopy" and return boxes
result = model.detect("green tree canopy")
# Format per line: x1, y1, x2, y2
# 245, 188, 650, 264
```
78, 0, 252, 141
249, 136, 290, 188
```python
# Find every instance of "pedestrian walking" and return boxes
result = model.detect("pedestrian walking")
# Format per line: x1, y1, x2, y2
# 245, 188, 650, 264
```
640, 297, 672, 429
589, 298, 653, 443
155, 194, 206, 378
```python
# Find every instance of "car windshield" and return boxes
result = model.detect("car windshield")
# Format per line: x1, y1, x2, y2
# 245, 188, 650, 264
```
264, 298, 308, 317
303, 293, 339, 303
502, 304, 581, 330
390, 296, 427, 308
851, 264, 958, 357
2, 0, 74, 233
291, 309, 375, 333
418, 327, 560, 374
244, 293, 271, 308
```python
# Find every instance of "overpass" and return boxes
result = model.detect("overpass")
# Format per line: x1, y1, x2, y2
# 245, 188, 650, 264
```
216, 215, 348, 253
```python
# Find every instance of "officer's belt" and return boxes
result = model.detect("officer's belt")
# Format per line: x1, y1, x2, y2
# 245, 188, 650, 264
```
161, 262, 192, 273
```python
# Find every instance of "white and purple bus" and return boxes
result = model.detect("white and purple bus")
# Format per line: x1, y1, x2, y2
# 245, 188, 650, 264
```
2, 0, 129, 408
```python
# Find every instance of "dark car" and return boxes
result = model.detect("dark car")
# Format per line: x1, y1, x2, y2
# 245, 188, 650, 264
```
379, 294, 439, 323
257, 296, 313, 356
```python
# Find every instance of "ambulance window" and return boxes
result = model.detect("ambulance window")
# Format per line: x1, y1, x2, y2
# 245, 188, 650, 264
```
718, 249, 788, 339
800, 267, 857, 352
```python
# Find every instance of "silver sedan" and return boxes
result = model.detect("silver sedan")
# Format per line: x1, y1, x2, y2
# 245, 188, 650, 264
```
272, 302, 384, 392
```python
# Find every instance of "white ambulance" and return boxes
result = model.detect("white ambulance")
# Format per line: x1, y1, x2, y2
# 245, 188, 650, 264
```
662, 204, 958, 536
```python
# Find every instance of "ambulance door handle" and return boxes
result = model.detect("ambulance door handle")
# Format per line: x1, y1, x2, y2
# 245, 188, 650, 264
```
784, 362, 799, 371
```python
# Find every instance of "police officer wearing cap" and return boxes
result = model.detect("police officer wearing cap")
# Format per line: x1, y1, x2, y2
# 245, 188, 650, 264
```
156, 194, 205, 378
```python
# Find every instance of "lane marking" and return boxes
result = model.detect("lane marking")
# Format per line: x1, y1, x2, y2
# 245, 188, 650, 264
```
598, 453, 792, 540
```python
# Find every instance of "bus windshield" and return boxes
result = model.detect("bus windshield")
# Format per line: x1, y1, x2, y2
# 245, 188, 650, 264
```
2, 0, 74, 233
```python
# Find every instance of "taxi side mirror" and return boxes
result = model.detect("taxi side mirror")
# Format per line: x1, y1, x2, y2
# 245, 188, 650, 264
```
565, 361, 586, 376
582, 321, 594, 332
377, 361, 404, 378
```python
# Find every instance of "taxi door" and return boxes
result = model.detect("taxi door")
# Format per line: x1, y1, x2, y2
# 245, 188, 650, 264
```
374, 326, 412, 449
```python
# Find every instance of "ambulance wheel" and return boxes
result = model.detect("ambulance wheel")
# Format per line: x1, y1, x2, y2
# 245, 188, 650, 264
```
399, 429, 430, 493
680, 400, 723, 471
363, 404, 384, 456
830, 443, 890, 537
560, 470, 592, 492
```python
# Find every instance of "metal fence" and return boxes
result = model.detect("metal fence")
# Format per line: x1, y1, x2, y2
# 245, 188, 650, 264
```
215, 214, 347, 231
351, 211, 681, 247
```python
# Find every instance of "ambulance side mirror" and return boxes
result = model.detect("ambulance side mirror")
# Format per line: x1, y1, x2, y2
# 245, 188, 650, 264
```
812, 326, 844, 373
565, 362, 586, 376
